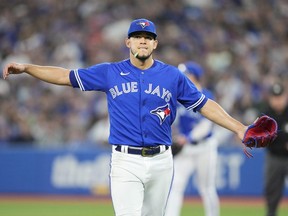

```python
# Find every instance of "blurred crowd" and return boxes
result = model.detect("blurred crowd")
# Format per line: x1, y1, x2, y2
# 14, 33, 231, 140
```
0, 0, 287, 148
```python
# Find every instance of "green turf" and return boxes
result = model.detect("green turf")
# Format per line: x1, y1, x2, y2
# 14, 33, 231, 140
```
0, 202, 114, 216
182, 203, 288, 216
0, 200, 287, 216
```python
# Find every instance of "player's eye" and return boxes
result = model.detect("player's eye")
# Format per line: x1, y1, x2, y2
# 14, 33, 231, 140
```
144, 36, 153, 40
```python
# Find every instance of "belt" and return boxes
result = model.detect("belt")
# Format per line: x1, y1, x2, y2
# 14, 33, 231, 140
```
115, 145, 169, 157
190, 134, 212, 145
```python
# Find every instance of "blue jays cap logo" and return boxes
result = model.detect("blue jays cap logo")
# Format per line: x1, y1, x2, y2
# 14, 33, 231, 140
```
137, 21, 150, 28
150, 104, 171, 125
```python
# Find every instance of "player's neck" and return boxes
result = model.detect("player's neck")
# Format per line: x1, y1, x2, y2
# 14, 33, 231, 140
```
130, 55, 154, 70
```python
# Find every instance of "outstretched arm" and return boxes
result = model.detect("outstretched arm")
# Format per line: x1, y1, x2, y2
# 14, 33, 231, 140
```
199, 99, 247, 141
2, 63, 71, 86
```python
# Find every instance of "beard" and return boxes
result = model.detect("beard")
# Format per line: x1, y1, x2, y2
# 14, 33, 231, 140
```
131, 49, 152, 61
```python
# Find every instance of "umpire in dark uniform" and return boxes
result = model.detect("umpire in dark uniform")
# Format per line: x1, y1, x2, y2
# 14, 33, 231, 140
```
263, 82, 288, 216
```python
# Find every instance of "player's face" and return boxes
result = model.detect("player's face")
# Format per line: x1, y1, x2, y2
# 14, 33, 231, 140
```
126, 32, 158, 61
268, 94, 287, 112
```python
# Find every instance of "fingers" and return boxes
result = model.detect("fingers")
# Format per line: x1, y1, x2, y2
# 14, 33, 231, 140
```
2, 63, 22, 80
2, 63, 11, 80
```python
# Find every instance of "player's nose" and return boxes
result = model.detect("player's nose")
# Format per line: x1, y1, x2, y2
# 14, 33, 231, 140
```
139, 37, 146, 43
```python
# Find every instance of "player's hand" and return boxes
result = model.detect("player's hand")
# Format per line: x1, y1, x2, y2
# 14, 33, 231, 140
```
171, 134, 187, 156
174, 134, 187, 146
2, 63, 26, 79
237, 125, 248, 142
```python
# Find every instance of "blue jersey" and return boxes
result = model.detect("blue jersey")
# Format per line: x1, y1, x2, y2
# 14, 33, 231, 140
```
177, 89, 214, 144
69, 59, 207, 147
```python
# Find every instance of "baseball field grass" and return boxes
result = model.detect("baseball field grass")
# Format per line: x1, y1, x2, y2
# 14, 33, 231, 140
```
0, 196, 287, 216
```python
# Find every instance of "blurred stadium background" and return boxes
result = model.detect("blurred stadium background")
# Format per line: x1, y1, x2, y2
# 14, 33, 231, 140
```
0, 0, 287, 214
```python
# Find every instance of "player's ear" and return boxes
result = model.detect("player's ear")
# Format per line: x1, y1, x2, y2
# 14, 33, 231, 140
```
153, 39, 158, 50
125, 38, 131, 48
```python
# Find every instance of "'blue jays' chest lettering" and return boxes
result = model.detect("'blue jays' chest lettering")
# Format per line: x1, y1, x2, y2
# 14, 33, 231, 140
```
109, 82, 172, 102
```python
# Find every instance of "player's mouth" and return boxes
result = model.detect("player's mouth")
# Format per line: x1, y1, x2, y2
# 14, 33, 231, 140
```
137, 47, 148, 54
138, 47, 148, 50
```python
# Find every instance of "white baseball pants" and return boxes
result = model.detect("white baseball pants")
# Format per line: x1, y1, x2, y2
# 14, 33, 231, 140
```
165, 138, 219, 216
110, 146, 173, 216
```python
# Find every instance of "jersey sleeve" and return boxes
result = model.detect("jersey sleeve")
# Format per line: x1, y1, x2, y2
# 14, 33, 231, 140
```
69, 63, 110, 91
177, 72, 208, 112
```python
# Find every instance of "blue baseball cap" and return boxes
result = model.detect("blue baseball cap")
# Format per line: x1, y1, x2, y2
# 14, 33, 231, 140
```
178, 61, 204, 81
128, 18, 157, 38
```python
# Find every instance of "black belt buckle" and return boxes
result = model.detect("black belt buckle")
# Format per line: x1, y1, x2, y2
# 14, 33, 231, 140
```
141, 147, 153, 157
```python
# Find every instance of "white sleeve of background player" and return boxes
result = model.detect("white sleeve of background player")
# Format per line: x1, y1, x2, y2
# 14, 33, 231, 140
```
189, 118, 213, 142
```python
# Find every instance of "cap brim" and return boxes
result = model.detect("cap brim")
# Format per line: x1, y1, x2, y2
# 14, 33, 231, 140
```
128, 31, 157, 39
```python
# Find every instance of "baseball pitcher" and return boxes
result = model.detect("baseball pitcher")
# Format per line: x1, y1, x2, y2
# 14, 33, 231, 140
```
2, 18, 276, 216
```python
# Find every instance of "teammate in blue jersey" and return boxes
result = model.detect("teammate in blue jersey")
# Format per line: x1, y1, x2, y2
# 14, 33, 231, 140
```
3, 18, 248, 216
166, 62, 220, 216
